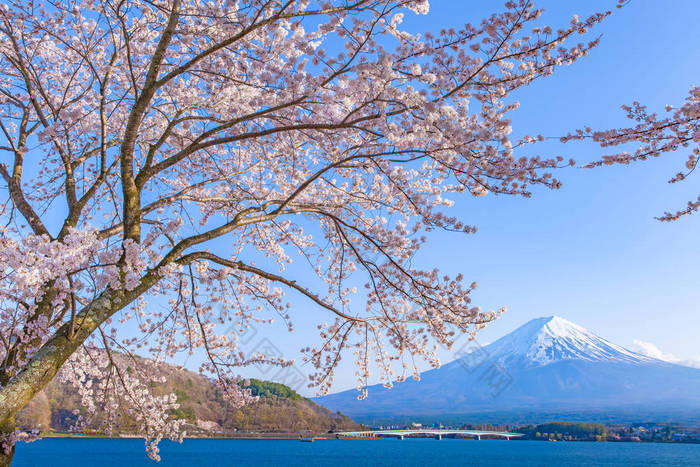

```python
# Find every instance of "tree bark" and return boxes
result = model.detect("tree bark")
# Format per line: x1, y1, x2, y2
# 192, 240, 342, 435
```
0, 290, 118, 427
0, 273, 159, 464
0, 287, 125, 465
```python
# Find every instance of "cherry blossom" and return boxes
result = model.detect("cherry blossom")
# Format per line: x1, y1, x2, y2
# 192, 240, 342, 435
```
563, 86, 699, 221
0, 0, 610, 462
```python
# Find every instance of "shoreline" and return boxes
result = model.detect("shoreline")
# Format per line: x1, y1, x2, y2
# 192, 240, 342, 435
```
37, 433, 700, 444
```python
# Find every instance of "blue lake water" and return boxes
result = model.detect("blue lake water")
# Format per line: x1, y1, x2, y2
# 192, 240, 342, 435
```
12, 438, 700, 466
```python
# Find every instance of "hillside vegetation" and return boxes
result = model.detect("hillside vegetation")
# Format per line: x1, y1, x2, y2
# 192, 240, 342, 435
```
16, 360, 361, 435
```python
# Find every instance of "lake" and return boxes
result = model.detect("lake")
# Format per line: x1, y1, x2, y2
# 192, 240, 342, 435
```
12, 438, 700, 466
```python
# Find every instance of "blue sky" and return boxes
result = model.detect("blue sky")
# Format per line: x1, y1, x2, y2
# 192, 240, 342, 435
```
430, 0, 700, 364
227, 0, 700, 394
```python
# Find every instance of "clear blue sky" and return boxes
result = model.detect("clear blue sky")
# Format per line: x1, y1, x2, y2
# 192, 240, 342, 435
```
223, 0, 700, 395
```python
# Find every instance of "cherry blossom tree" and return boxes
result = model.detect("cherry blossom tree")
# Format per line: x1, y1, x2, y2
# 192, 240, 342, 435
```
0, 0, 609, 463
563, 86, 700, 221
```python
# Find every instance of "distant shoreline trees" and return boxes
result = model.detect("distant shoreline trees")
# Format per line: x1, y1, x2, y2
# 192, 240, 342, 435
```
518, 421, 607, 441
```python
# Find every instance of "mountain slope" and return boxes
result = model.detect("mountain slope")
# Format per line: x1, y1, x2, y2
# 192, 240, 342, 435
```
477, 316, 651, 367
317, 316, 700, 424
17, 360, 361, 434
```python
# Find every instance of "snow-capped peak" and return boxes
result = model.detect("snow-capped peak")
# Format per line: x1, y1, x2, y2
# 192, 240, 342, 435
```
479, 315, 653, 367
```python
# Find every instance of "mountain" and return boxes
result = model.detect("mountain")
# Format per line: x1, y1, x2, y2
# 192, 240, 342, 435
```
17, 358, 361, 435
317, 316, 700, 425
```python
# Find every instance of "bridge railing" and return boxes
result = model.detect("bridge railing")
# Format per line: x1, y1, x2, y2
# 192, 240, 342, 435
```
334, 429, 524, 440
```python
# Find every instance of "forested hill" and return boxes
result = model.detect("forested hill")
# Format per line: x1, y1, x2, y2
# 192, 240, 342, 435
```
16, 360, 361, 435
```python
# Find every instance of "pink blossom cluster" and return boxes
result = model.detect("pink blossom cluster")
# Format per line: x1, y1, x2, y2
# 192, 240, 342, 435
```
58, 347, 186, 461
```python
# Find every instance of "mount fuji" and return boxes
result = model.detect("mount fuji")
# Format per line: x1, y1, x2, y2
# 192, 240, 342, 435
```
317, 316, 700, 424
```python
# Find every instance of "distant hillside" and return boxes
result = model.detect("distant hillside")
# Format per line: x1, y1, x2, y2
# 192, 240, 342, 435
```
17, 359, 361, 435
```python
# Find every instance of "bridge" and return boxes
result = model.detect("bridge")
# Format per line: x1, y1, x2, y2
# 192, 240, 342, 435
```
334, 429, 524, 440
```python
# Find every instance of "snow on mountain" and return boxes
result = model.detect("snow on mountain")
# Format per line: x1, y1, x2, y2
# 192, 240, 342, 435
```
451, 315, 652, 369
317, 316, 700, 424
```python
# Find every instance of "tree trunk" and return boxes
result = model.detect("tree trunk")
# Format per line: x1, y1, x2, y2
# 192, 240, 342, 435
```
0, 288, 124, 465
0, 291, 115, 423
0, 282, 154, 465
0, 415, 15, 467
